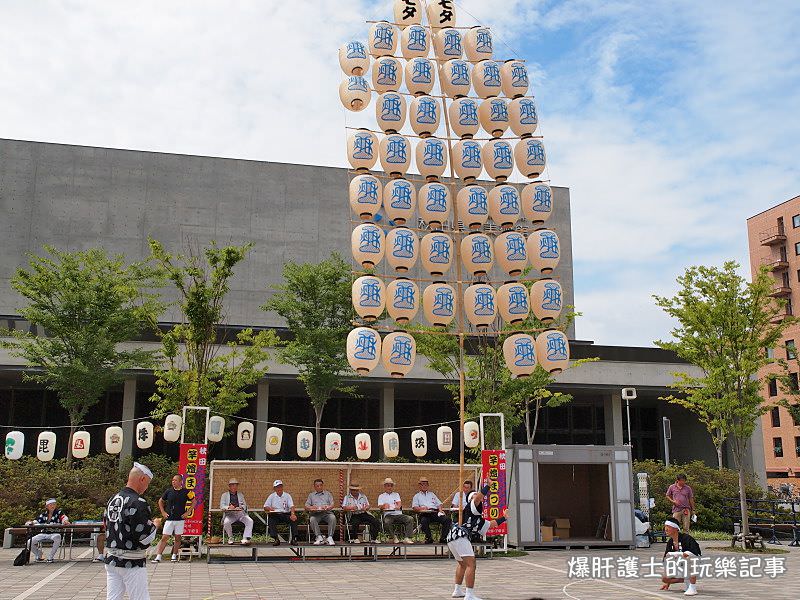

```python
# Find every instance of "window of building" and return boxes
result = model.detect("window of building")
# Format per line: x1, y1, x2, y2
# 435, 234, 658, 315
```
796, 437, 800, 458
794, 242, 800, 256
773, 437, 784, 458
796, 268, 800, 283
787, 340, 797, 360
766, 347, 776, 359
793, 215, 800, 228
788, 298, 794, 316
792, 407, 800, 426
771, 407, 781, 427
790, 373, 799, 391
768, 378, 778, 396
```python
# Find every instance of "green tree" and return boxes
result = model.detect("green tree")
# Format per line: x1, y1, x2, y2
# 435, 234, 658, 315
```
2, 246, 163, 463
767, 348, 800, 429
261, 253, 355, 460
654, 261, 792, 541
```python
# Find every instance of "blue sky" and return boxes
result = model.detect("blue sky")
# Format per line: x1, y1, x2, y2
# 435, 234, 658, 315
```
1, 1, 798, 346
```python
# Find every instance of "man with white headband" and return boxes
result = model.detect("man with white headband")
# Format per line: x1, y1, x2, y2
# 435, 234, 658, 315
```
25, 498, 69, 562
103, 462, 162, 600
660, 518, 702, 596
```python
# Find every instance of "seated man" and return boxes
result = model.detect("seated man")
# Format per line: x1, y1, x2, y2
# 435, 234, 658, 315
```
264, 479, 297, 546
377, 477, 414, 544
220, 478, 254, 545
153, 474, 196, 562
660, 518, 702, 596
450, 480, 474, 509
342, 481, 379, 543
305, 478, 336, 545
413, 477, 451, 544
26, 498, 69, 563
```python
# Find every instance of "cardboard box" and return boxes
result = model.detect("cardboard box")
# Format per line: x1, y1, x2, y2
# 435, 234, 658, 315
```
554, 518, 571, 539
540, 525, 554, 542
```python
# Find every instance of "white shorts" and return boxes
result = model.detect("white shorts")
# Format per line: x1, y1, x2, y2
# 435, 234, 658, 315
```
162, 520, 184, 535
447, 536, 474, 561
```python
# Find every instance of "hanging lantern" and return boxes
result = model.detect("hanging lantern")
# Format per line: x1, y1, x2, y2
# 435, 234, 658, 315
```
37, 431, 57, 461
4, 431, 24, 460
460, 232, 494, 276
347, 129, 378, 172
163, 414, 182, 443
208, 417, 227, 445
452, 139, 483, 181
415, 137, 448, 180
423, 282, 457, 327
488, 184, 521, 229
237, 422, 254, 449
418, 181, 451, 229
535, 330, 570, 374
383, 431, 400, 458
420, 232, 454, 276
136, 421, 154, 449
401, 24, 429, 59
409, 95, 440, 137
383, 178, 416, 225
530, 279, 563, 322
464, 283, 497, 328
351, 223, 385, 268
375, 92, 407, 134
71, 431, 90, 460
350, 174, 382, 220
478, 97, 510, 138
456, 184, 489, 230
266, 426, 283, 456
105, 426, 123, 454
464, 26, 493, 62
297, 430, 314, 459
527, 229, 560, 274
521, 181, 553, 224
355, 432, 372, 460
339, 41, 369, 76
352, 275, 386, 321
325, 432, 342, 460
405, 57, 435, 95
426, 0, 457, 29
411, 429, 428, 457
385, 227, 419, 273
379, 134, 411, 176
347, 327, 382, 374
368, 21, 399, 57
437, 426, 453, 452
394, 0, 422, 27
382, 331, 417, 378
503, 333, 538, 378
514, 138, 547, 178
501, 59, 529, 98
448, 97, 479, 139
386, 278, 420, 324
433, 28, 462, 60
495, 231, 529, 276
497, 282, 530, 324
482, 138, 514, 181
509, 97, 538, 138
371, 56, 403, 93
471, 60, 502, 98
339, 76, 371, 112
464, 421, 480, 448
439, 59, 471, 98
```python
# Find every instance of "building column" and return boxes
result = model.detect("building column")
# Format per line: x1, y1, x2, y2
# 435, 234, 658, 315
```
255, 380, 269, 461
604, 391, 624, 446
379, 383, 395, 459
120, 377, 137, 466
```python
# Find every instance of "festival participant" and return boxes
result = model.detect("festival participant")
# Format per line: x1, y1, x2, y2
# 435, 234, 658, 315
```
412, 477, 451, 544
377, 477, 414, 543
449, 480, 474, 509
219, 478, 254, 545
660, 518, 702, 596
305, 478, 337, 545
152, 475, 195, 563
342, 481, 379, 542
26, 498, 70, 563
264, 480, 297, 546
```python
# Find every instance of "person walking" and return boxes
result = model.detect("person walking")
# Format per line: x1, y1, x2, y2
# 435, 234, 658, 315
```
152, 474, 194, 563
666, 474, 696, 531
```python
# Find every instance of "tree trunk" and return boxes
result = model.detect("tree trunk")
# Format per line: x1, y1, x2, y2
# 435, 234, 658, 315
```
716, 444, 724, 470
524, 400, 532, 444
531, 400, 541, 444
314, 405, 323, 462
67, 414, 78, 468
738, 464, 750, 539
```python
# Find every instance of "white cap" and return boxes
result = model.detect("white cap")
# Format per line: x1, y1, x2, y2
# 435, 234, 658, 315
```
273, 479, 283, 487
45, 498, 57, 506
133, 462, 154, 479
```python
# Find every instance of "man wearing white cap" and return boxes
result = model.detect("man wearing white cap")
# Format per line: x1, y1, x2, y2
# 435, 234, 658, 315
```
377, 477, 414, 543
660, 518, 702, 596
263, 480, 297, 546
103, 462, 162, 600
26, 498, 69, 562
219, 478, 253, 545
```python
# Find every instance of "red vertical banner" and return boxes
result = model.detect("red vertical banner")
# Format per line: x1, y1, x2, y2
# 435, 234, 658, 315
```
179, 443, 208, 536
481, 449, 507, 536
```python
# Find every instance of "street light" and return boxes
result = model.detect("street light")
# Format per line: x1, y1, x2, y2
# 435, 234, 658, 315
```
621, 387, 636, 447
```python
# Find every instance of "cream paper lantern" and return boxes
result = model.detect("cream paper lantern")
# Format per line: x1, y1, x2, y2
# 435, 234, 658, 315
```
501, 59, 530, 98
535, 329, 570, 374
401, 24, 429, 59
383, 431, 400, 458
418, 181, 451, 229
339, 41, 369, 76
163, 414, 182, 443
426, 0, 457, 29
460, 232, 494, 276
339, 76, 371, 112
368, 21, 399, 57
478, 97, 510, 138
207, 416, 226, 443
420, 232, 454, 276
352, 275, 386, 321
266, 426, 283, 456
433, 28, 462, 60
482, 138, 514, 182
509, 97, 538, 138
521, 181, 553, 224
527, 229, 560, 274
497, 282, 530, 324
350, 174, 382, 220
488, 184, 521, 229
409, 95, 440, 137
5, 431, 24, 460
411, 429, 428, 457
394, 0, 422, 27
448, 97, 480, 139
376, 92, 406, 134
383, 178, 416, 225
105, 426, 123, 454
452, 139, 483, 181
237, 421, 254, 449
136, 421, 154, 450
416, 137, 448, 180
386, 278, 420, 324
297, 430, 313, 459
355, 433, 372, 460
471, 60, 502, 98
495, 231, 529, 277
382, 331, 417, 378
456, 184, 489, 230
325, 432, 342, 460
347, 327, 382, 374
379, 134, 412, 176
386, 227, 419, 273
405, 57, 435, 95
464, 283, 497, 328
71, 431, 90, 460
352, 223, 385, 268
514, 138, 547, 178
423, 282, 456, 327
372, 56, 403, 93
439, 59, 472, 98
347, 129, 378, 172
530, 279, 563, 322
437, 425, 453, 452
503, 333, 538, 378
464, 26, 493, 62
464, 421, 480, 448
37, 431, 57, 461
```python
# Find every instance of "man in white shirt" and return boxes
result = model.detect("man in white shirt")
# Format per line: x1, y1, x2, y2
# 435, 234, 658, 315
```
342, 482, 379, 542
412, 477, 452, 544
305, 479, 336, 546
377, 477, 414, 543
450, 480, 474, 509
263, 480, 297, 546
219, 478, 253, 546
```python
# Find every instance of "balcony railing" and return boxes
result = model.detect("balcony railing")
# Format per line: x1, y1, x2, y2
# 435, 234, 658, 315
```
770, 285, 792, 298
760, 225, 787, 246
762, 256, 790, 271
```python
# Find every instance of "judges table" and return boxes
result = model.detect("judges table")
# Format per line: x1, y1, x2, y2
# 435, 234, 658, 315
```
22, 522, 104, 563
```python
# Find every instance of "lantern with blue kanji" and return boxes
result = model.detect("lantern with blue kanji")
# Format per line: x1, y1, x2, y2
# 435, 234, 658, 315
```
509, 97, 538, 138
418, 181, 451, 229
478, 97, 509, 138
352, 275, 386, 321
514, 138, 547, 178
482, 138, 514, 182
415, 137, 447, 180
297, 431, 313, 459
405, 57, 435, 96
471, 60, 502, 98
385, 227, 419, 273
423, 282, 456, 327
347, 327, 382, 374
410, 95, 440, 137
376, 92, 406, 134
456, 184, 489, 230
368, 21, 398, 57
501, 59, 529, 98
464, 26, 493, 62
386, 277, 420, 323
495, 231, 528, 276
448, 97, 479, 139
460, 232, 494, 276
372, 56, 403, 93
521, 181, 553, 224
452, 139, 483, 181
535, 329, 570, 374
339, 76, 371, 112
420, 231, 454, 276
383, 178, 416, 225
464, 283, 497, 328
530, 278, 563, 322
503, 333, 537, 378
350, 174, 382, 220
339, 41, 370, 76
379, 134, 411, 176
351, 223, 385, 268
401, 24, 428, 59
497, 282, 530, 324
527, 229, 560, 274
439, 59, 471, 98
433, 28, 462, 60
347, 129, 378, 172
488, 184, 521, 229
381, 331, 417, 378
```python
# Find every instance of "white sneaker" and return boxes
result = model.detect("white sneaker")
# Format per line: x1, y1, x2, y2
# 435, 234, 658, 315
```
313, 535, 324, 545
327, 536, 335, 546
151, 555, 162, 563
684, 588, 697, 597
393, 536, 399, 544
170, 555, 178, 563
452, 585, 466, 598
403, 537, 414, 544
464, 592, 482, 600
227, 539, 235, 545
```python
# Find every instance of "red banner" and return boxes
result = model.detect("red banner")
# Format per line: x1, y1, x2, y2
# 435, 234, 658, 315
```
481, 449, 507, 536
178, 443, 208, 536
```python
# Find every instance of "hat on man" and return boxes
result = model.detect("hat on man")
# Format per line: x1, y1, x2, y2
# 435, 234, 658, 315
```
273, 479, 283, 487
348, 481, 361, 490
133, 462, 153, 479
418, 477, 429, 484
45, 498, 57, 506
383, 477, 395, 485
228, 478, 239, 485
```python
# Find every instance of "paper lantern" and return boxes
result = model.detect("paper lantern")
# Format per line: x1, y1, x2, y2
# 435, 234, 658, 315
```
339, 41, 369, 76
448, 97, 479, 139
478, 97, 509, 138
488, 184, 521, 229
37, 431, 56, 461
426, 0, 457, 29
347, 129, 378, 172
4, 431, 24, 460
163, 414, 182, 443
105, 426, 123, 454
514, 138, 547, 178
394, 0, 422, 27
535, 330, 570, 374
437, 426, 453, 452
530, 279, 563, 322
439, 59, 471, 98
464, 283, 497, 328
405, 57, 435, 95
418, 181, 451, 228
521, 181, 553, 224
386, 278, 420, 324
379, 134, 411, 176
71, 431, 90, 459
325, 432, 342, 460
464, 421, 480, 448
497, 282, 530, 324
433, 28, 462, 60
372, 56, 403, 93
503, 333, 537, 378
456, 184, 489, 230
297, 430, 313, 459
415, 137, 448, 180
409, 95, 440, 137
136, 421, 154, 449
527, 229, 560, 274
339, 76, 371, 112
385, 227, 419, 273
347, 327, 382, 374
501, 59, 529, 98
471, 60, 502, 98
464, 26, 493, 62
352, 275, 386, 321
237, 422, 254, 449
375, 92, 406, 134
452, 139, 483, 181
355, 433, 372, 460
383, 431, 400, 458
383, 178, 416, 225
482, 138, 514, 181
350, 174, 382, 220
351, 223, 385, 268
460, 232, 494, 276
420, 232, 454, 276
411, 429, 428, 457
509, 97, 538, 138
368, 21, 398, 57
423, 282, 456, 327
266, 427, 283, 456
401, 24, 428, 59
382, 331, 417, 378
495, 231, 528, 276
